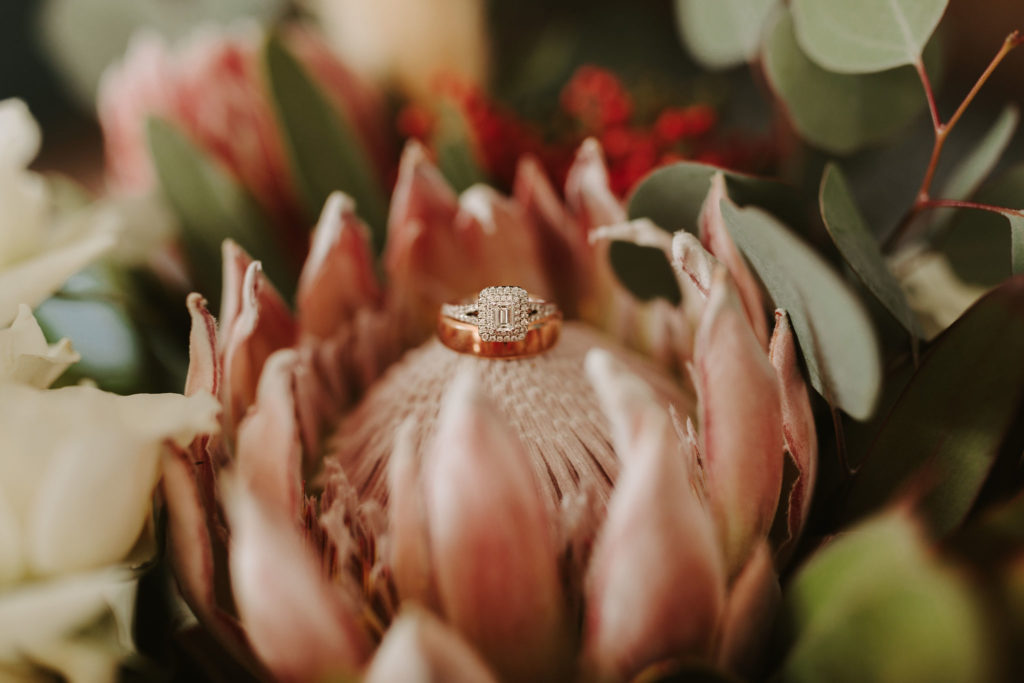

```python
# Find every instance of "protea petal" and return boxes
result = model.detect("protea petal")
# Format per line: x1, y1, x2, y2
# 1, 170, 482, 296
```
297, 192, 381, 339
698, 173, 768, 346
716, 541, 780, 676
768, 310, 818, 562
225, 480, 372, 681
454, 184, 550, 298
695, 269, 784, 575
235, 349, 303, 517
221, 257, 296, 431
365, 608, 500, 683
161, 445, 250, 660
583, 350, 726, 679
564, 137, 626, 228
184, 293, 220, 397
671, 231, 717, 301
388, 419, 436, 608
513, 155, 588, 314
383, 140, 460, 337
424, 371, 570, 682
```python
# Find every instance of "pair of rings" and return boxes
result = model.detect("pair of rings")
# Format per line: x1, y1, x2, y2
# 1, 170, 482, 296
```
437, 286, 562, 359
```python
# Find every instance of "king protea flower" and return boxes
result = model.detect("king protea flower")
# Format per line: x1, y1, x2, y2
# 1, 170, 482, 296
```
166, 137, 817, 681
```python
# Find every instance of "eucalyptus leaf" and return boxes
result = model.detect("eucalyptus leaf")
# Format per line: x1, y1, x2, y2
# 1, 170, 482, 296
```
844, 277, 1024, 534
620, 162, 799, 303
820, 164, 922, 338
264, 35, 389, 252
433, 103, 487, 193
939, 105, 1019, 208
674, 0, 778, 69
763, 10, 929, 155
938, 164, 1024, 286
146, 117, 291, 299
784, 511, 986, 683
1010, 215, 1024, 275
790, 0, 947, 73
719, 198, 881, 419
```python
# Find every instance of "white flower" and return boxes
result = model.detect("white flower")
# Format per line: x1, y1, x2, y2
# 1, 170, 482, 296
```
303, 0, 488, 99
0, 99, 117, 327
0, 382, 220, 679
0, 304, 79, 388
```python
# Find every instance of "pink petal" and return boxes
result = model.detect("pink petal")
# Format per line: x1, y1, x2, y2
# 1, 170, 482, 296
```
564, 138, 626, 229
716, 541, 780, 676
424, 371, 570, 682
221, 258, 296, 432
235, 349, 303, 517
388, 420, 436, 608
584, 350, 726, 679
695, 269, 784, 575
218, 240, 254, 351
225, 480, 372, 681
453, 184, 551, 295
162, 445, 252, 662
768, 310, 818, 562
184, 293, 220, 397
513, 156, 588, 314
698, 174, 768, 346
671, 231, 717, 301
383, 140, 460, 338
296, 192, 381, 339
365, 608, 500, 683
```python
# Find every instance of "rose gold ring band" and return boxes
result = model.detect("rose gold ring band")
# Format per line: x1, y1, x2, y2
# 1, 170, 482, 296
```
437, 286, 562, 359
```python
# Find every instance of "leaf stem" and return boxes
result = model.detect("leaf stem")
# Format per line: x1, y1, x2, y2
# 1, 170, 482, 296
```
883, 31, 1023, 252
916, 198, 1024, 219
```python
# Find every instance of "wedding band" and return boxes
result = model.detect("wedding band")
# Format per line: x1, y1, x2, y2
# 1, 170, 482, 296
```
438, 286, 562, 358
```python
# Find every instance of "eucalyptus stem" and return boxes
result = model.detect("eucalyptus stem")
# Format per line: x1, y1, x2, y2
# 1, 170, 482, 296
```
883, 31, 1024, 252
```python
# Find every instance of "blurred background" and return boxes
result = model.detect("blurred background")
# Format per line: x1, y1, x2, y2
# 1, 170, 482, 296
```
4, 0, 1023, 195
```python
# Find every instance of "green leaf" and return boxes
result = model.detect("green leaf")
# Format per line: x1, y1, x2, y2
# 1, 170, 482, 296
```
939, 105, 1019, 207
674, 0, 778, 69
784, 511, 986, 683
844, 277, 1024, 533
790, 0, 947, 73
1010, 215, 1024, 275
146, 117, 292, 300
763, 10, 929, 154
938, 164, 1024, 287
433, 103, 487, 193
620, 162, 799, 303
263, 35, 388, 252
719, 198, 881, 419
820, 164, 922, 338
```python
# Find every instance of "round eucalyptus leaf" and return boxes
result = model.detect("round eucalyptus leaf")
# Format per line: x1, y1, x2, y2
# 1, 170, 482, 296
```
790, 0, 947, 73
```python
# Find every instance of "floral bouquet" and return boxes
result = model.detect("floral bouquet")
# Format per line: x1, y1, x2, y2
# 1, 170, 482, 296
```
4, 0, 1024, 680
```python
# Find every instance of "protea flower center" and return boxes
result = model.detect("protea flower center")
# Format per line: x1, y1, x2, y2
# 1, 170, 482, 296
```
330, 322, 693, 508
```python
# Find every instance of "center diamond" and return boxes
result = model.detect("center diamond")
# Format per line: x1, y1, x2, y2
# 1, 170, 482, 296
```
477, 286, 529, 342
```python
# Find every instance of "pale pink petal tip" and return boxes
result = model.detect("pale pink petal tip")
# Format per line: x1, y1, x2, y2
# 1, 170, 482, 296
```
235, 349, 303, 517
768, 309, 818, 562
672, 231, 718, 300
698, 173, 768, 346
695, 269, 783, 576
365, 608, 501, 683
425, 370, 570, 682
583, 351, 726, 679
297, 191, 381, 338
225, 478, 372, 681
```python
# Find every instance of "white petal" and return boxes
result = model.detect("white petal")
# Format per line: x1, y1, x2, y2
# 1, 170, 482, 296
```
0, 99, 41, 170
0, 304, 79, 388
0, 384, 220, 580
0, 230, 116, 328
